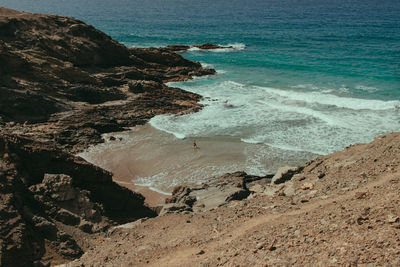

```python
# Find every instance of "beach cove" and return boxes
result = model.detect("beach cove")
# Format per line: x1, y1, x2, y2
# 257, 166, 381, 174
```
0, 1, 399, 265
78, 123, 317, 205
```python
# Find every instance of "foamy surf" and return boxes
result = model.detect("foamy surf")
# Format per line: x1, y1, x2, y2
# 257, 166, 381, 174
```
255, 85, 400, 111
152, 80, 400, 154
134, 181, 172, 196
78, 124, 315, 196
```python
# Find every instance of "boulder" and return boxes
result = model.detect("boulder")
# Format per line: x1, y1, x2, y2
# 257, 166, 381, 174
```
165, 45, 191, 52
164, 172, 272, 213
42, 174, 77, 201
78, 220, 94, 233
32, 216, 58, 238
193, 43, 233, 50
271, 166, 300, 185
54, 209, 81, 226
159, 203, 192, 216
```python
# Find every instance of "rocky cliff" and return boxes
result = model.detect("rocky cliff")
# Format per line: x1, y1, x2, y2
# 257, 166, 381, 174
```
0, 6, 216, 266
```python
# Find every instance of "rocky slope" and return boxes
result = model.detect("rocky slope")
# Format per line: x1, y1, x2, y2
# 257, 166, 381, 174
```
0, 6, 215, 151
0, 6, 217, 266
62, 132, 400, 266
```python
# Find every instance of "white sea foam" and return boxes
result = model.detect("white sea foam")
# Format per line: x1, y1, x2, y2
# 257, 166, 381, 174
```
151, 80, 400, 154
226, 43, 246, 50
200, 62, 214, 69
187, 47, 201, 51
211, 43, 246, 52
134, 181, 172, 196
254, 85, 400, 111
148, 122, 186, 139
356, 85, 380, 92
199, 62, 227, 74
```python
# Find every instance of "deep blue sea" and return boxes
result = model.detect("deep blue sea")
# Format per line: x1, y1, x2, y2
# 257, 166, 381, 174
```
3, 0, 400, 155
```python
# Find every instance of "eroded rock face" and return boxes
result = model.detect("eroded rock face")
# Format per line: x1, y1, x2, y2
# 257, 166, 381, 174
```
0, 133, 157, 265
40, 174, 77, 201
0, 6, 220, 266
0, 167, 45, 267
30, 174, 103, 223
270, 166, 302, 185
163, 172, 273, 213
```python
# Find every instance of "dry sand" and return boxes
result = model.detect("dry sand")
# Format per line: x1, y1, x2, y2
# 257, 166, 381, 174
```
78, 124, 316, 205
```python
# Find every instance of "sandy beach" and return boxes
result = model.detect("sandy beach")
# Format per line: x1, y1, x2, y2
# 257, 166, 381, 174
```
78, 124, 317, 205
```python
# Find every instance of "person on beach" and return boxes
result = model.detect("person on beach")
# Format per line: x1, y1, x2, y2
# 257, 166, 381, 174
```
193, 140, 198, 149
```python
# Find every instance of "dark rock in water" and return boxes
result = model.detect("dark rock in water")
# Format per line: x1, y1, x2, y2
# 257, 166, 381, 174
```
165, 44, 191, 52
109, 136, 116, 141
193, 43, 233, 50
165, 43, 234, 52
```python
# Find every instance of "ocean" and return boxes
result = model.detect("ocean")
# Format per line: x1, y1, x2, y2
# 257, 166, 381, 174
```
3, 0, 400, 192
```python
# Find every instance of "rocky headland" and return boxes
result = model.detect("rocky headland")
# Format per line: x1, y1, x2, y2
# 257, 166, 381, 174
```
0, 6, 216, 266
0, 6, 399, 267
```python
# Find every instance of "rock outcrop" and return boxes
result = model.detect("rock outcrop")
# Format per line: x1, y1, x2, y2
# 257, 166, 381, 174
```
0, 133, 157, 265
0, 6, 214, 139
270, 165, 302, 185
166, 43, 234, 52
162, 172, 273, 214
0, 6, 218, 266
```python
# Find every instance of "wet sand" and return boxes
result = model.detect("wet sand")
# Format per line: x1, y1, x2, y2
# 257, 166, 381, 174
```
78, 124, 316, 206
112, 180, 168, 207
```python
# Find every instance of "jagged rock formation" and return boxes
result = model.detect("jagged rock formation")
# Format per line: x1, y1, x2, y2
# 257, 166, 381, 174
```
0, 133, 156, 266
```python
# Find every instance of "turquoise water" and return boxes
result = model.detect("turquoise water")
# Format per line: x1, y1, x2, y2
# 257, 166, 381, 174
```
3, 0, 400, 154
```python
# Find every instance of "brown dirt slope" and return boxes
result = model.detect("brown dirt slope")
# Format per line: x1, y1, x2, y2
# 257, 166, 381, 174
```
67, 133, 400, 266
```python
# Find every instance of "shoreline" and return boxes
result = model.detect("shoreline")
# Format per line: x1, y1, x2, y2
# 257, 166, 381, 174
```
78, 124, 318, 206
113, 179, 169, 207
